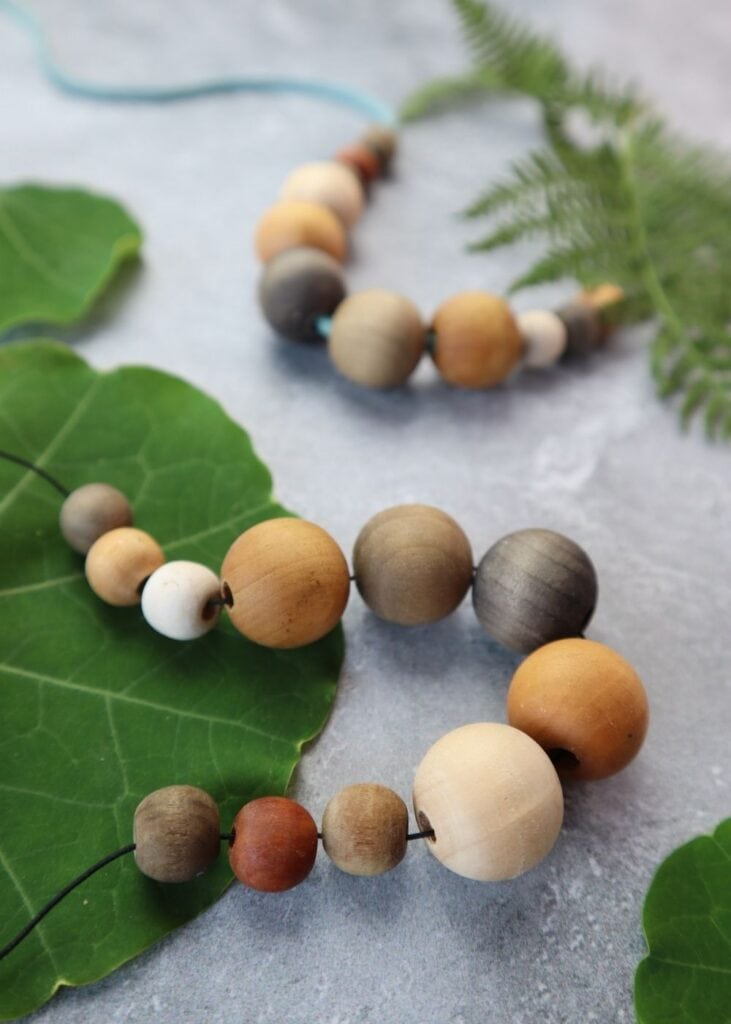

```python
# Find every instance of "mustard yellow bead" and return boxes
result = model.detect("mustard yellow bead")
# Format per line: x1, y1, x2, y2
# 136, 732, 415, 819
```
431, 291, 522, 388
85, 527, 165, 607
255, 200, 347, 263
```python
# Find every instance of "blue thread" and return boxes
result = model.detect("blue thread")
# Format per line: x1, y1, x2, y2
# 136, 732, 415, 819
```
0, 0, 396, 125
315, 315, 333, 339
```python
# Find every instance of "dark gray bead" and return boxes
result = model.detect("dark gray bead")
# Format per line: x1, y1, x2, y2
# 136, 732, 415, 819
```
557, 302, 603, 357
472, 528, 598, 653
258, 246, 346, 344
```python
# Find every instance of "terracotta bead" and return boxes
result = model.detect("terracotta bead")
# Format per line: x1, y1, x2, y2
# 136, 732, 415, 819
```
254, 200, 347, 264
556, 301, 603, 356
507, 638, 649, 780
412, 723, 563, 881
354, 504, 473, 625
221, 518, 350, 648
322, 783, 408, 876
258, 246, 346, 344
328, 289, 425, 389
335, 143, 381, 185
228, 796, 318, 892
134, 785, 220, 883
516, 310, 567, 369
431, 291, 522, 388
361, 124, 397, 171
59, 482, 133, 554
141, 560, 222, 641
85, 527, 165, 607
280, 161, 365, 228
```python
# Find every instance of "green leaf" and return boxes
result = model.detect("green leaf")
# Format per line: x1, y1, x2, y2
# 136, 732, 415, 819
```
0, 340, 343, 1020
0, 185, 142, 335
635, 819, 731, 1024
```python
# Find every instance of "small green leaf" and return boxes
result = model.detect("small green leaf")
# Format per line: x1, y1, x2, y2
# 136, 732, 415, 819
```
0, 185, 142, 335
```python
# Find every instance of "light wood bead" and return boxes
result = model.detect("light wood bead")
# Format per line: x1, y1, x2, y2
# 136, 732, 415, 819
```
60, 482, 133, 554
140, 560, 222, 641
280, 161, 365, 229
322, 783, 408, 876
431, 291, 522, 388
255, 200, 347, 264
361, 124, 397, 170
579, 283, 625, 311
328, 289, 425, 389
228, 796, 318, 892
221, 518, 350, 648
507, 638, 649, 780
517, 310, 567, 369
354, 504, 473, 625
134, 785, 220, 883
85, 527, 165, 607
258, 246, 346, 344
412, 723, 563, 881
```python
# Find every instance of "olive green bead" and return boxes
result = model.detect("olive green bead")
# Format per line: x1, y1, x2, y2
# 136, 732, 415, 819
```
134, 785, 220, 883
60, 483, 133, 554
322, 783, 408, 876
258, 246, 346, 344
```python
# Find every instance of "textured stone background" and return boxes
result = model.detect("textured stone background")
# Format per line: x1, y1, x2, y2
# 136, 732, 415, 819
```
1, 1, 730, 1021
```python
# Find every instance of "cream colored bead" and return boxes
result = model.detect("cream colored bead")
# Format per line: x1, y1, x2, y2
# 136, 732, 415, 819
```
328, 289, 425, 388
280, 161, 365, 228
517, 310, 567, 369
412, 722, 563, 881
141, 560, 222, 641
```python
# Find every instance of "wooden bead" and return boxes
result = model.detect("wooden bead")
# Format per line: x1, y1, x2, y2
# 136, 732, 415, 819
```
322, 783, 408, 876
254, 200, 347, 264
258, 246, 346, 343
556, 301, 603, 356
412, 723, 563, 881
507, 638, 649, 780
59, 482, 133, 554
334, 143, 381, 185
354, 504, 473, 625
431, 291, 522, 388
579, 282, 625, 312
516, 310, 567, 369
221, 518, 350, 648
280, 161, 365, 228
134, 785, 220, 883
85, 527, 165, 607
361, 124, 397, 171
328, 289, 425, 389
228, 796, 318, 892
472, 528, 597, 653
141, 560, 221, 641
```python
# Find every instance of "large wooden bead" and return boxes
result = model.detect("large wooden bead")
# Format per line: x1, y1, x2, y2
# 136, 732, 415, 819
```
507, 638, 649, 780
258, 246, 346, 344
254, 200, 347, 263
328, 289, 425, 389
322, 783, 408, 876
354, 504, 473, 625
221, 518, 350, 648
85, 527, 165, 607
228, 796, 318, 892
141, 560, 221, 641
412, 723, 563, 881
280, 161, 365, 228
60, 482, 133, 554
556, 301, 603, 356
431, 291, 522, 388
134, 785, 220, 883
516, 310, 567, 369
472, 528, 597, 653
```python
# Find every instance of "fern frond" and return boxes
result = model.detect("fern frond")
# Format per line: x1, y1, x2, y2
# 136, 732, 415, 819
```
399, 70, 500, 122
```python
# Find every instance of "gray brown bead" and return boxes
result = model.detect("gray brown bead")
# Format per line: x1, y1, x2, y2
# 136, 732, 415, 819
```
361, 125, 397, 171
258, 246, 346, 344
322, 783, 408, 876
59, 483, 133, 554
133, 785, 220, 883
328, 289, 425, 388
472, 528, 598, 653
556, 302, 603, 357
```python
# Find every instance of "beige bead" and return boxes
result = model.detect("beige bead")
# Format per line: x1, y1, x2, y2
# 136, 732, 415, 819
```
322, 783, 408, 876
254, 200, 347, 263
412, 722, 563, 881
516, 310, 567, 369
328, 289, 425, 388
280, 161, 365, 228
85, 527, 165, 607
134, 785, 220, 883
354, 504, 473, 625
59, 483, 133, 554
431, 291, 522, 388
141, 560, 222, 641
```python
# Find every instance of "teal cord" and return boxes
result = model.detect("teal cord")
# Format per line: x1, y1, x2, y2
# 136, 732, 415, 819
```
0, 0, 396, 125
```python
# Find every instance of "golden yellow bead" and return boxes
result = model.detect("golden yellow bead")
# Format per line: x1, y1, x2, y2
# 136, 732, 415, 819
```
431, 291, 522, 388
85, 527, 165, 607
254, 200, 347, 263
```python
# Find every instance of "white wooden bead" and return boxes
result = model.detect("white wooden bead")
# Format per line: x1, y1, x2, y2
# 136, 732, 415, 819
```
141, 560, 222, 641
517, 310, 567, 369
280, 161, 365, 228
412, 722, 563, 881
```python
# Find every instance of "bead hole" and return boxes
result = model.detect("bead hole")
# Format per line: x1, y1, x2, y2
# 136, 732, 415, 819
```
416, 810, 436, 843
221, 582, 234, 608
548, 748, 580, 771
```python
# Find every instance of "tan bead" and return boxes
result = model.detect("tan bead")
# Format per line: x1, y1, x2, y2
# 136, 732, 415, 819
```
354, 504, 473, 625
228, 796, 318, 892
221, 518, 350, 648
85, 527, 165, 607
254, 200, 347, 263
361, 124, 397, 170
328, 289, 425, 389
280, 161, 365, 228
134, 785, 220, 883
322, 783, 408, 876
507, 638, 649, 780
431, 291, 522, 388
412, 722, 563, 881
59, 482, 133, 554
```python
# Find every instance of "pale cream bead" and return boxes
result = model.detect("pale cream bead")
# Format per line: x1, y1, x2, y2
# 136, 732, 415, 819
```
280, 161, 365, 228
517, 310, 567, 369
141, 560, 222, 640
412, 722, 563, 881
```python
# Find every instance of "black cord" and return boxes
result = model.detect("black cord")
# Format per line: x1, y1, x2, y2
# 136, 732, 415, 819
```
0, 449, 70, 498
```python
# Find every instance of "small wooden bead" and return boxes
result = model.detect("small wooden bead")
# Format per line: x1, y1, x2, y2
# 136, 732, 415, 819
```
59, 483, 133, 554
322, 783, 408, 876
85, 527, 165, 607
221, 518, 350, 648
516, 310, 567, 369
412, 723, 563, 881
354, 504, 473, 625
134, 785, 220, 883
507, 638, 649, 780
258, 246, 346, 343
334, 143, 381, 185
328, 289, 425, 389
579, 282, 625, 312
361, 124, 397, 171
556, 301, 603, 356
228, 796, 318, 892
140, 560, 221, 641
254, 200, 347, 264
472, 528, 597, 653
280, 161, 365, 229
431, 291, 523, 388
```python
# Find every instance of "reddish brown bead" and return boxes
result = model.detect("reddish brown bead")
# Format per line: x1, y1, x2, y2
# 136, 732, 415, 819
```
228, 796, 318, 892
334, 144, 381, 185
